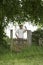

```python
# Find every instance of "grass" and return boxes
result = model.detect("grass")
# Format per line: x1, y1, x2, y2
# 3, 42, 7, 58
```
0, 45, 43, 65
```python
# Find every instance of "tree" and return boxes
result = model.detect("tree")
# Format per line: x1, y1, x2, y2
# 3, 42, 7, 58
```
22, 0, 43, 24
0, 0, 43, 46
0, 0, 43, 23
0, 0, 19, 45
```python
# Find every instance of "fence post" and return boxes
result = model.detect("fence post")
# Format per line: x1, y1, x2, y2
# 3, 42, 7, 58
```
27, 30, 32, 46
10, 29, 13, 52
39, 38, 43, 46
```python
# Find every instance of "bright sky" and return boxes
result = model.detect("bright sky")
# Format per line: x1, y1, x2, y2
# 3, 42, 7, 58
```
5, 22, 38, 39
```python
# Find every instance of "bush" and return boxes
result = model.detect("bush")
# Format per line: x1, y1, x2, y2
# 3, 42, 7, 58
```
32, 29, 43, 45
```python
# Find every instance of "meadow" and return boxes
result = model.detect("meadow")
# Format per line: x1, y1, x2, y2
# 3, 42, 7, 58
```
0, 45, 43, 65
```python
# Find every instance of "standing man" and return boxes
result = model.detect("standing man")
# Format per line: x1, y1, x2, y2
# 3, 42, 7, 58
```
15, 24, 27, 39
15, 23, 27, 44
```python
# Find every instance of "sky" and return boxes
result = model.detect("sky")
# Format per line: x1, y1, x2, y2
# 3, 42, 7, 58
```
5, 22, 38, 39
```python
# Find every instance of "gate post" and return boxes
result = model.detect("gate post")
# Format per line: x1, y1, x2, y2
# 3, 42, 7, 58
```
10, 29, 13, 52
27, 30, 32, 46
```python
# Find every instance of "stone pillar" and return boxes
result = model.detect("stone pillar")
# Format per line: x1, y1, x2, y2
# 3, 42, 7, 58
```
27, 30, 32, 46
10, 29, 13, 52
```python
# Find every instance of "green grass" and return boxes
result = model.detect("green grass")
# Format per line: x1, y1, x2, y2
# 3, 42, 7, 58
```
0, 45, 43, 65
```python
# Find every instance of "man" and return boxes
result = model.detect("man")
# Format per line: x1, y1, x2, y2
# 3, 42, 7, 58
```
15, 24, 27, 39
15, 24, 27, 51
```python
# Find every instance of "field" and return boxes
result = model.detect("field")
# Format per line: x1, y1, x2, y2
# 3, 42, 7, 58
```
0, 45, 43, 65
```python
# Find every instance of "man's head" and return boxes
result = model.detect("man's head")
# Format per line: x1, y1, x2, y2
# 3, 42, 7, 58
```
19, 24, 23, 29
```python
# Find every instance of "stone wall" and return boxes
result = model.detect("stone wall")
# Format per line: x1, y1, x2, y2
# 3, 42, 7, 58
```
10, 29, 32, 52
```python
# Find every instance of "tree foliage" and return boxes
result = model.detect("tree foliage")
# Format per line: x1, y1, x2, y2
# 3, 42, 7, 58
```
0, 0, 43, 46
0, 0, 43, 23
22, 0, 43, 24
